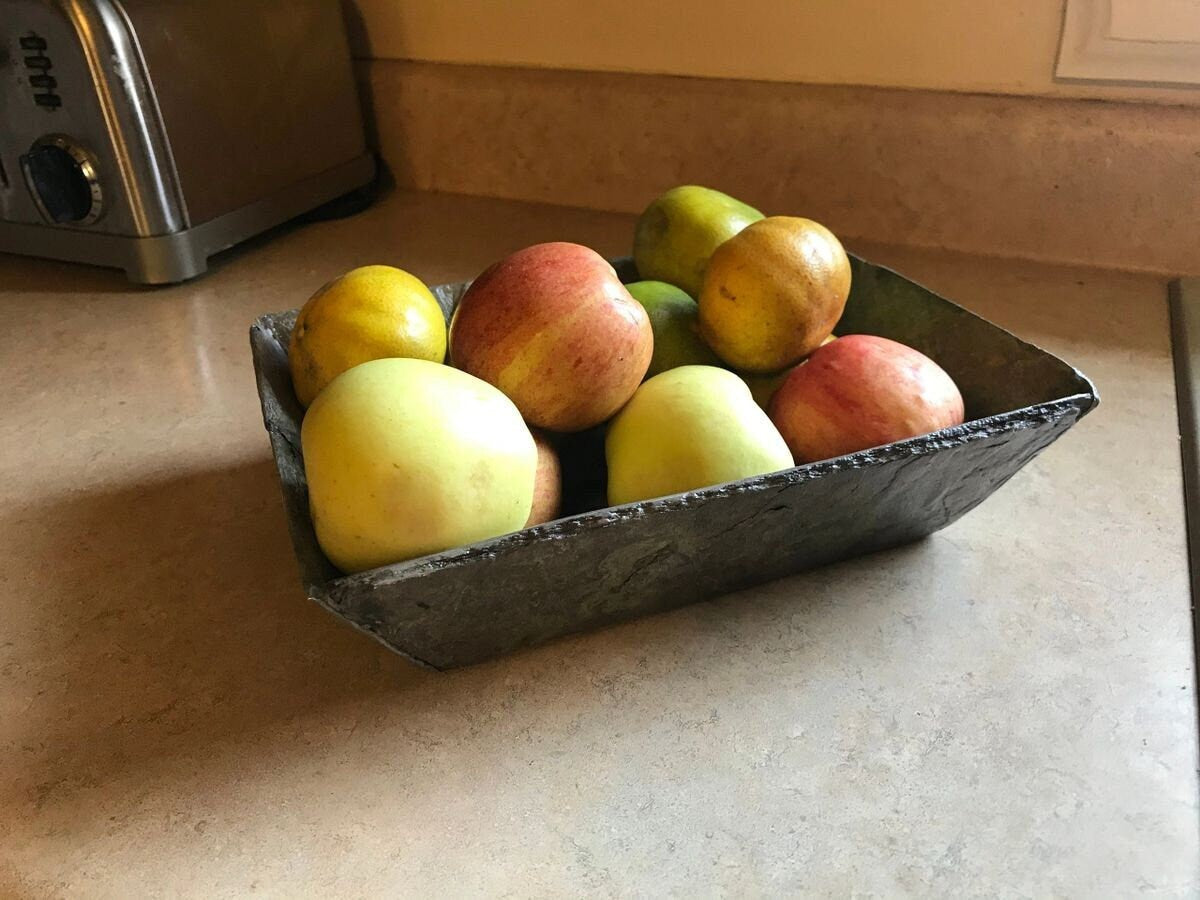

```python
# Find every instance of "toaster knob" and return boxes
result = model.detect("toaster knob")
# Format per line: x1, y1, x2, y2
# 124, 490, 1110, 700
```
21, 138, 102, 225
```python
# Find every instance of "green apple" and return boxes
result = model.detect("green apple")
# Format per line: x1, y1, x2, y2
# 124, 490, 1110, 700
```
302, 357, 537, 573
633, 185, 763, 298
740, 336, 838, 410
625, 280, 724, 379
741, 368, 793, 411
606, 365, 794, 506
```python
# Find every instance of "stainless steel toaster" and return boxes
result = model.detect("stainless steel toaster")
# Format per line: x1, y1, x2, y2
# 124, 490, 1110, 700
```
0, 0, 375, 283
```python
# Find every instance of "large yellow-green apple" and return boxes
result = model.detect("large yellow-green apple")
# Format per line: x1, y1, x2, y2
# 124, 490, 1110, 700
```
301, 357, 537, 573
633, 186, 763, 298
606, 365, 794, 505
625, 280, 724, 378
525, 430, 563, 527
699, 217, 850, 374
449, 242, 653, 432
769, 334, 965, 463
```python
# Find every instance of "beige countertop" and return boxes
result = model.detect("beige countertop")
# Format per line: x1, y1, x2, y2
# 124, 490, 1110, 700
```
1, 190, 1196, 897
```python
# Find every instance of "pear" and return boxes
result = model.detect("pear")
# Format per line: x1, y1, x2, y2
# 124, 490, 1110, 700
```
633, 185, 763, 298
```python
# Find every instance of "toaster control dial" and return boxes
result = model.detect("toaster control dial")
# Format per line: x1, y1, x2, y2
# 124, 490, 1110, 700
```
21, 136, 103, 225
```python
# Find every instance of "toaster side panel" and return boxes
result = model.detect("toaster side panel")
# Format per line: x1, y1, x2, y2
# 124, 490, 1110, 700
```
118, 0, 368, 227
0, 0, 185, 237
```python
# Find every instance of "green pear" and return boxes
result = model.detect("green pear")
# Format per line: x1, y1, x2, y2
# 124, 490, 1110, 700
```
606, 365, 793, 506
633, 185, 763, 298
625, 280, 725, 379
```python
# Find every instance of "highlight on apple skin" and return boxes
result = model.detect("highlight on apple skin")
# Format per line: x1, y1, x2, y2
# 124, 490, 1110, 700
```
769, 334, 965, 463
449, 242, 654, 433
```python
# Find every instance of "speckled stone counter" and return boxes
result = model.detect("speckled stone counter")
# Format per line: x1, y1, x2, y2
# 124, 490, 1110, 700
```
1, 190, 1196, 897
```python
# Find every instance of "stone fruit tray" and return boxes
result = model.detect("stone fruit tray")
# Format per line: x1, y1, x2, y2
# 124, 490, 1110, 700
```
249, 257, 1098, 669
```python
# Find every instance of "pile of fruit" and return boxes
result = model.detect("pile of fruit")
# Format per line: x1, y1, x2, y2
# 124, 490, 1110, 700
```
288, 186, 965, 574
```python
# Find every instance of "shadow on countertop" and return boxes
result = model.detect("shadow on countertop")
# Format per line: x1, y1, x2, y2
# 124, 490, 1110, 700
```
4, 460, 420, 807
3, 453, 937, 859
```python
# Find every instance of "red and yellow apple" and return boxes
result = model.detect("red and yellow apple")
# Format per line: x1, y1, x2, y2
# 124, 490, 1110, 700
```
449, 242, 653, 432
526, 430, 563, 527
769, 334, 965, 463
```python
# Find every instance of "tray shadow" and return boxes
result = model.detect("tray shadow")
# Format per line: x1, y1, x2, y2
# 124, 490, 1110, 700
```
5, 456, 940, 858
5, 460, 425, 810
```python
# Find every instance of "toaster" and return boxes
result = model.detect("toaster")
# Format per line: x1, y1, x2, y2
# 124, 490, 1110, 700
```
0, 0, 375, 284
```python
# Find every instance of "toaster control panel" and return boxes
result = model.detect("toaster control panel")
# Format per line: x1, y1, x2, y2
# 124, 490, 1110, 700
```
20, 32, 62, 109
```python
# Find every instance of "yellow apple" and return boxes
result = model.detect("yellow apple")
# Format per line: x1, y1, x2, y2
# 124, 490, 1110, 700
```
606, 365, 794, 506
301, 357, 537, 573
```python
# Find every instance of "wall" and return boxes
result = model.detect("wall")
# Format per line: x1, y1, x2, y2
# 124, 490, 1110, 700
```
348, 2, 1200, 273
348, 0, 1200, 106
367, 62, 1199, 274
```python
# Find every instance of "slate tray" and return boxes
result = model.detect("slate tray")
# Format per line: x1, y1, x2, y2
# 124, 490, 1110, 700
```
250, 256, 1098, 669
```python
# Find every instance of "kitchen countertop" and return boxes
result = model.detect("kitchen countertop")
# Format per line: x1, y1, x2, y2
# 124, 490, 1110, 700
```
1, 190, 1196, 897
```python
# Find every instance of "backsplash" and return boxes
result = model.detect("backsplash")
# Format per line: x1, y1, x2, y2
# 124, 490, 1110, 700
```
359, 60, 1199, 275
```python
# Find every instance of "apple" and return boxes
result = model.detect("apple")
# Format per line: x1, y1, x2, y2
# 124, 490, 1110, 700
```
740, 335, 837, 410
525, 430, 563, 527
769, 334, 965, 463
449, 242, 653, 432
302, 358, 537, 573
625, 280, 724, 378
606, 365, 794, 506
741, 367, 794, 411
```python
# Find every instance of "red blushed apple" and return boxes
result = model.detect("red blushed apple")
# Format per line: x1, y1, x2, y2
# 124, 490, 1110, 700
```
449, 242, 653, 432
769, 334, 965, 463
525, 430, 563, 527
